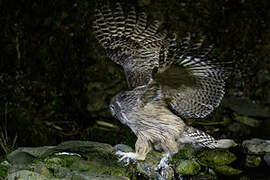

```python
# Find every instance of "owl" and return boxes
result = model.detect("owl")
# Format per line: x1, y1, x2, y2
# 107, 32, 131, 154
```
93, 3, 236, 163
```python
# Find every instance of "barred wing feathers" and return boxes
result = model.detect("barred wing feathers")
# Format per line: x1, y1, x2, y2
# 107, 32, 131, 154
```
93, 3, 230, 119
93, 3, 168, 89
155, 34, 230, 119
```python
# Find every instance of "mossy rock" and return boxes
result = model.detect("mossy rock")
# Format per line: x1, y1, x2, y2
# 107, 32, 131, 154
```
171, 145, 196, 162
42, 141, 115, 158
245, 155, 261, 167
32, 163, 53, 178
175, 160, 201, 175
234, 114, 261, 127
6, 141, 138, 179
69, 156, 135, 178
44, 157, 65, 170
0, 165, 8, 179
198, 149, 237, 167
71, 172, 130, 180
197, 168, 217, 179
7, 170, 50, 180
214, 165, 242, 176
136, 150, 163, 179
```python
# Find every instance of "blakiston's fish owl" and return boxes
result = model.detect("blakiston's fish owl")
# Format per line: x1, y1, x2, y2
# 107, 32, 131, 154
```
93, 3, 236, 162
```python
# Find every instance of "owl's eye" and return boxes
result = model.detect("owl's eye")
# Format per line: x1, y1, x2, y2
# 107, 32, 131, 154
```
110, 104, 116, 117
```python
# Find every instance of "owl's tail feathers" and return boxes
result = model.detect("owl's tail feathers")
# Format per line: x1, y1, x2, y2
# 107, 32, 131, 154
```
179, 126, 237, 149
214, 139, 238, 149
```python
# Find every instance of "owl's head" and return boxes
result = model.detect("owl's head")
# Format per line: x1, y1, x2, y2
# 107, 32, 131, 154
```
109, 92, 134, 125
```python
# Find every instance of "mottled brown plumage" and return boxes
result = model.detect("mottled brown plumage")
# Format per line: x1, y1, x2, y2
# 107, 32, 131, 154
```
93, 3, 236, 162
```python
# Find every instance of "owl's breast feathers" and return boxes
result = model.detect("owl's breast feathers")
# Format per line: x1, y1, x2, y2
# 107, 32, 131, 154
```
126, 96, 185, 151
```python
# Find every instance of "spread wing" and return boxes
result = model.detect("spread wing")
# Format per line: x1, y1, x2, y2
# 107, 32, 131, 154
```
143, 34, 231, 119
93, 3, 169, 89
93, 3, 230, 119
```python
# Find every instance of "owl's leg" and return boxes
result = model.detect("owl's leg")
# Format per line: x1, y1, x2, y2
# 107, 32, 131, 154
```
134, 136, 152, 160
116, 136, 151, 165
155, 139, 178, 178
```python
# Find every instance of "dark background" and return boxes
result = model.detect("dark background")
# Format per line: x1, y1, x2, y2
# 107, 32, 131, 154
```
0, 0, 269, 157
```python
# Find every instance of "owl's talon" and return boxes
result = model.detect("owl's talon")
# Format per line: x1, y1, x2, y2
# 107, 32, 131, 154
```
156, 153, 170, 171
115, 151, 137, 166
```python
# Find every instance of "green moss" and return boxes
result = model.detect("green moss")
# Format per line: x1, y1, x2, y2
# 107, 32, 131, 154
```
0, 165, 8, 179
245, 155, 261, 167
198, 168, 217, 179
70, 158, 135, 178
45, 157, 63, 170
37, 164, 53, 178
175, 160, 201, 175
44, 155, 82, 170
171, 145, 196, 161
198, 149, 237, 167
214, 165, 242, 176
70, 160, 102, 172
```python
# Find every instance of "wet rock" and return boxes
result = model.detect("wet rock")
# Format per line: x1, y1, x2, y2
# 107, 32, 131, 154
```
175, 160, 201, 175
70, 159, 97, 171
71, 172, 130, 180
197, 168, 217, 179
234, 114, 261, 127
69, 157, 132, 178
222, 96, 270, 118
7, 146, 54, 163
198, 149, 237, 167
5, 141, 133, 180
242, 138, 270, 154
227, 122, 251, 140
197, 149, 242, 176
5, 141, 247, 179
263, 153, 270, 167
214, 165, 242, 176
32, 163, 53, 178
43, 140, 114, 158
7, 151, 35, 165
171, 145, 201, 177
136, 150, 166, 179
54, 166, 71, 178
7, 170, 50, 180
245, 155, 261, 167
7, 147, 54, 175
113, 144, 133, 153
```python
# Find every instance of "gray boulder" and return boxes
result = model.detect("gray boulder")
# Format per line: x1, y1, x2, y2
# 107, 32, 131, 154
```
242, 138, 270, 154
